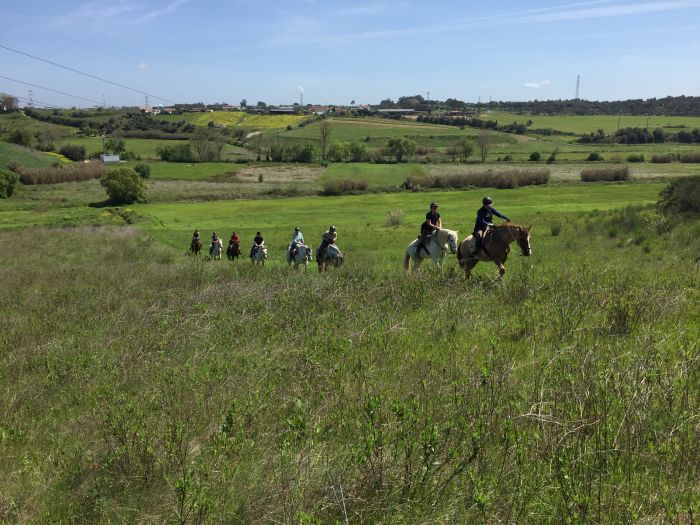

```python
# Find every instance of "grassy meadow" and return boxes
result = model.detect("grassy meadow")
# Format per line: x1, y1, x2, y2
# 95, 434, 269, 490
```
1, 181, 698, 522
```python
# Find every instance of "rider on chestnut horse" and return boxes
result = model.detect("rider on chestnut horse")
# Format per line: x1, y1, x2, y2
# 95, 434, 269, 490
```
470, 196, 510, 258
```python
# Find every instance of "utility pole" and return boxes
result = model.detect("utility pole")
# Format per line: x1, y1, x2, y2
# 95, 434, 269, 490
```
575, 75, 580, 100
28, 89, 34, 108
617, 112, 621, 131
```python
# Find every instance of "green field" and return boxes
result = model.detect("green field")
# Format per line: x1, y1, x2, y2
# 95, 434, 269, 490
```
489, 112, 700, 134
155, 111, 308, 129
1, 176, 697, 522
0, 141, 58, 168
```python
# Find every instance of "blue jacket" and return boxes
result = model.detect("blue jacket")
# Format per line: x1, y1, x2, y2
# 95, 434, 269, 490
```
473, 206, 509, 234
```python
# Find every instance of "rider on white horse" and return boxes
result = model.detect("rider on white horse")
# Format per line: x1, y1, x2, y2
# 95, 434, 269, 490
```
470, 196, 510, 257
289, 227, 304, 256
249, 231, 266, 259
415, 202, 442, 256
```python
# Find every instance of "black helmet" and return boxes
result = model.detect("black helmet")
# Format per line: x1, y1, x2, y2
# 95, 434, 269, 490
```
256, 231, 261, 235
329, 225, 336, 231
294, 226, 299, 231
430, 202, 438, 208
483, 196, 493, 205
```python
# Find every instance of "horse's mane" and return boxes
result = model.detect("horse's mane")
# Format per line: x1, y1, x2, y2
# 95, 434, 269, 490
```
495, 223, 528, 230
439, 228, 458, 237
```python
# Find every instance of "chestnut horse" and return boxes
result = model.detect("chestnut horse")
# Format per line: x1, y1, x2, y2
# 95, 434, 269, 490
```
457, 224, 532, 278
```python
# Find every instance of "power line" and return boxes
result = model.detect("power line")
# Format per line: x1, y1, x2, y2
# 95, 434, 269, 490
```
0, 74, 107, 106
0, 43, 177, 105
13, 94, 62, 109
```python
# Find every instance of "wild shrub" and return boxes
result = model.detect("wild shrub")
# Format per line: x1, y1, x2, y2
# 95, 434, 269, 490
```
385, 208, 406, 226
550, 222, 562, 236
658, 176, 700, 216
406, 169, 550, 190
7, 129, 33, 147
626, 153, 645, 163
678, 152, 700, 163
156, 143, 193, 162
580, 166, 629, 182
529, 151, 541, 161
0, 169, 20, 198
586, 152, 604, 161
546, 147, 559, 164
14, 162, 106, 184
133, 163, 151, 179
651, 154, 674, 163
322, 179, 367, 195
100, 167, 147, 204
59, 144, 87, 161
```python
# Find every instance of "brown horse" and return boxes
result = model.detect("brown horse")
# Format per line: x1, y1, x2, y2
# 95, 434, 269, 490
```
457, 224, 532, 278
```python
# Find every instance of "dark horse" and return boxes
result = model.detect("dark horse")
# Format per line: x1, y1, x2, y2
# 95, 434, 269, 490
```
457, 224, 532, 278
226, 241, 241, 261
189, 238, 203, 255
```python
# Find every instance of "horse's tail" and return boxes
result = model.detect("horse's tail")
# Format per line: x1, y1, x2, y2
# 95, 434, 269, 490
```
456, 242, 465, 268
403, 251, 411, 272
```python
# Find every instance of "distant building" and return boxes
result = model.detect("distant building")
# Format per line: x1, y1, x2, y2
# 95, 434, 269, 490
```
376, 108, 416, 116
100, 154, 120, 164
269, 105, 297, 114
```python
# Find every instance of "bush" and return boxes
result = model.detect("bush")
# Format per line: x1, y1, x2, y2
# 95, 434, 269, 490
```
14, 162, 106, 185
7, 129, 33, 147
0, 168, 20, 198
156, 143, 193, 162
580, 166, 630, 182
658, 176, 700, 216
626, 153, 645, 163
322, 179, 367, 195
678, 153, 700, 163
529, 151, 541, 161
385, 208, 406, 226
405, 169, 549, 190
546, 147, 559, 164
133, 163, 151, 179
586, 152, 604, 161
100, 167, 147, 204
651, 154, 674, 163
59, 144, 87, 162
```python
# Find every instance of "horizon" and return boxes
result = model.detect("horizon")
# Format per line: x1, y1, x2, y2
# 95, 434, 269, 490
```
2, 0, 700, 108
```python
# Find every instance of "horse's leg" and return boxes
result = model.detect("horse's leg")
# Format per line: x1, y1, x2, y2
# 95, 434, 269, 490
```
493, 258, 505, 277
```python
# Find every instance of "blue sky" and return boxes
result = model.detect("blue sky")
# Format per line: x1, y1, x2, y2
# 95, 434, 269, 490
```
2, 0, 700, 107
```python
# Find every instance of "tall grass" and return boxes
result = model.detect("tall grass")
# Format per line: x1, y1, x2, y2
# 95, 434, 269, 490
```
580, 166, 630, 182
1, 214, 698, 523
13, 161, 106, 185
407, 169, 550, 189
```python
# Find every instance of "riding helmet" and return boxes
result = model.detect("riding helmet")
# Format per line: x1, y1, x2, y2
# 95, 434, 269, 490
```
483, 196, 493, 205
294, 226, 299, 231
256, 231, 261, 235
430, 202, 438, 208
329, 225, 336, 232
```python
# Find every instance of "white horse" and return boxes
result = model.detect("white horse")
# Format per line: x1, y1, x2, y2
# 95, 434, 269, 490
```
209, 241, 223, 260
403, 228, 459, 271
251, 244, 267, 265
318, 244, 343, 272
286, 244, 313, 270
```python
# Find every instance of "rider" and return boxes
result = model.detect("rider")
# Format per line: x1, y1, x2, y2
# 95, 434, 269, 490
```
229, 231, 240, 252
289, 226, 304, 256
210, 232, 222, 253
318, 225, 337, 260
470, 196, 510, 256
416, 202, 442, 255
250, 231, 265, 259
191, 228, 201, 248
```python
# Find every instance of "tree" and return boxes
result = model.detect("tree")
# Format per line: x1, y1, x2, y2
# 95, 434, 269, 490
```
0, 93, 18, 112
212, 133, 228, 161
190, 128, 215, 162
8, 129, 33, 147
59, 144, 86, 161
104, 138, 126, 155
100, 167, 147, 204
319, 121, 332, 161
35, 128, 58, 151
256, 101, 267, 108
446, 146, 458, 162
327, 142, 349, 163
456, 138, 473, 162
476, 130, 492, 163
240, 99, 247, 108
386, 138, 416, 162
133, 163, 151, 179
347, 140, 368, 162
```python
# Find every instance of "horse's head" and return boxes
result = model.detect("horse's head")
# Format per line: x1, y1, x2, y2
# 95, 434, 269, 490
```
437, 229, 459, 254
516, 226, 532, 256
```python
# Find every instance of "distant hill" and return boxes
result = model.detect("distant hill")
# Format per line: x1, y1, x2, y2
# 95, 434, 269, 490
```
0, 141, 57, 169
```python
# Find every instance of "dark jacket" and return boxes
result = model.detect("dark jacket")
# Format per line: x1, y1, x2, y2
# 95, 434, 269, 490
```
473, 206, 509, 235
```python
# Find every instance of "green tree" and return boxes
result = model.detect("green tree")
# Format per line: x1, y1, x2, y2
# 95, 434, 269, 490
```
456, 138, 473, 162
8, 129, 33, 147
59, 144, 86, 161
347, 140, 368, 162
476, 130, 492, 163
386, 138, 416, 162
0, 169, 20, 198
1, 93, 18, 112
104, 138, 126, 155
319, 121, 332, 161
100, 167, 147, 204
327, 142, 349, 163
190, 128, 215, 162
240, 99, 247, 108
133, 163, 151, 179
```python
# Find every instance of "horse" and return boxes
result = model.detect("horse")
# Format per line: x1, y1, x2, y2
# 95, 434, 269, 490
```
287, 243, 312, 270
317, 244, 343, 272
251, 244, 267, 266
226, 241, 241, 261
209, 241, 223, 260
189, 238, 203, 255
457, 224, 532, 279
403, 228, 459, 271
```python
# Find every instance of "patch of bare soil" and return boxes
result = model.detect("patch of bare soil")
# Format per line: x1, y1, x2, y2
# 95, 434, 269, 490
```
235, 165, 325, 182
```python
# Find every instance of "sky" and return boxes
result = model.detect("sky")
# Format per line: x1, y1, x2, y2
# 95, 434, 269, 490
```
1, 0, 700, 107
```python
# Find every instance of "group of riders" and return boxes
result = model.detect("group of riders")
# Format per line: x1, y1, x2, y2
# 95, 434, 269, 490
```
189, 195, 511, 262
415, 196, 510, 258
190, 225, 339, 261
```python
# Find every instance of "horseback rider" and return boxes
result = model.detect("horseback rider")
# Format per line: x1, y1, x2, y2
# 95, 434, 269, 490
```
211, 232, 222, 248
470, 196, 510, 256
250, 231, 265, 259
318, 225, 337, 260
289, 226, 304, 256
228, 231, 240, 255
416, 202, 442, 255
191, 228, 202, 249
229, 231, 240, 246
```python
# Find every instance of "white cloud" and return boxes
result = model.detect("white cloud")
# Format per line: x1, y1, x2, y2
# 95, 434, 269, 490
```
136, 62, 148, 70
524, 80, 551, 89
132, 0, 192, 23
